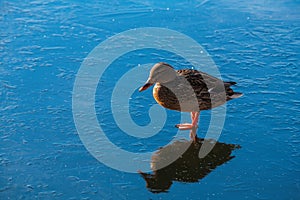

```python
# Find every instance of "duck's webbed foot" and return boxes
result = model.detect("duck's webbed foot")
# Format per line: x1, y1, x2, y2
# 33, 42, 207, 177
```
175, 123, 197, 130
175, 111, 200, 141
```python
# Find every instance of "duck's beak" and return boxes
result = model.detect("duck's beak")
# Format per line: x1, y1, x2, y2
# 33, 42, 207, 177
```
139, 82, 154, 92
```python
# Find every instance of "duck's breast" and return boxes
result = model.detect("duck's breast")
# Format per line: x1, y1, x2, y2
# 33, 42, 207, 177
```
153, 83, 181, 111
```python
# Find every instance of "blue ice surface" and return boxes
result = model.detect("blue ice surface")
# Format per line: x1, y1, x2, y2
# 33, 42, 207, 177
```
1, 0, 299, 199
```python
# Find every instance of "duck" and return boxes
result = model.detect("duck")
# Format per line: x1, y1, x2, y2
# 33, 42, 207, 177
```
139, 62, 242, 139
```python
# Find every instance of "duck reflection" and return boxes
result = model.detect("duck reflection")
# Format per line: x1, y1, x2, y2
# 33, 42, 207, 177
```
139, 138, 240, 193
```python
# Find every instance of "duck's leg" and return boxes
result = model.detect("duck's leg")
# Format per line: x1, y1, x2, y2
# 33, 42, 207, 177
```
191, 111, 200, 127
175, 111, 200, 130
189, 126, 198, 141
190, 112, 199, 141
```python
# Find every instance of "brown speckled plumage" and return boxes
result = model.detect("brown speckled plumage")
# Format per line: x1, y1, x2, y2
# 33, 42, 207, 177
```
153, 68, 241, 112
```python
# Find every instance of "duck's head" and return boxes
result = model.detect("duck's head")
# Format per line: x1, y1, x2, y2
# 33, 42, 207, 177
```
139, 62, 177, 92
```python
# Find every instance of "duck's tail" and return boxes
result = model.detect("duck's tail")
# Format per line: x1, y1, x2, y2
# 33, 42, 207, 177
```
229, 92, 243, 99
224, 81, 243, 100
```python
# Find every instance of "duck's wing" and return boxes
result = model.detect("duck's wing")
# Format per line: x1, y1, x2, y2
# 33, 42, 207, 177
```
176, 69, 223, 93
176, 69, 229, 109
